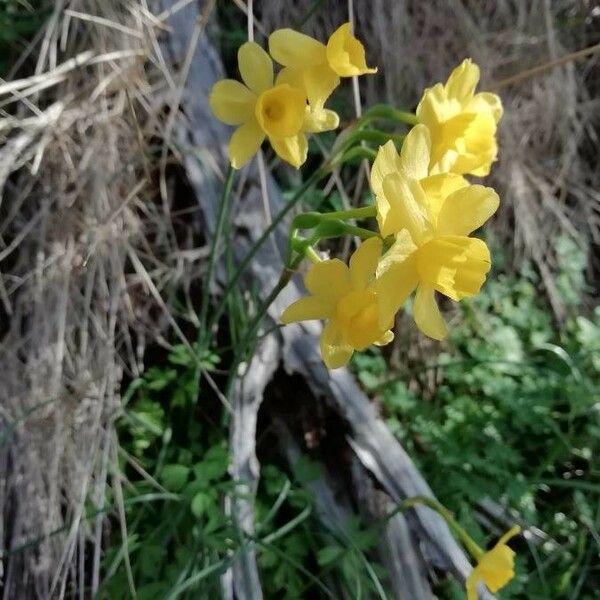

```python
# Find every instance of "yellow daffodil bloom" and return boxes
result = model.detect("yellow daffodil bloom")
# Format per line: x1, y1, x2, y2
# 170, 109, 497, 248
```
466, 526, 520, 600
372, 124, 499, 339
209, 41, 309, 169
416, 59, 503, 176
269, 22, 376, 111
281, 238, 393, 369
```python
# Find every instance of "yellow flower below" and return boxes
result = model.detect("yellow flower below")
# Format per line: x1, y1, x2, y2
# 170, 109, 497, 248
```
209, 41, 310, 169
281, 238, 393, 369
416, 58, 503, 176
371, 124, 499, 339
466, 526, 520, 600
269, 22, 376, 110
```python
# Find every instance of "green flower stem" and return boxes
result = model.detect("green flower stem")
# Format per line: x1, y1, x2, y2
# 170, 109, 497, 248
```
385, 495, 485, 561
198, 165, 235, 345
338, 146, 377, 164
341, 224, 380, 240
304, 246, 322, 264
206, 166, 327, 339
225, 254, 304, 397
319, 206, 377, 221
349, 129, 406, 147
357, 103, 419, 128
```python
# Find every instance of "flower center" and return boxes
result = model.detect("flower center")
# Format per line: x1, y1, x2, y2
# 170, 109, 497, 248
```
336, 289, 381, 350
254, 84, 306, 139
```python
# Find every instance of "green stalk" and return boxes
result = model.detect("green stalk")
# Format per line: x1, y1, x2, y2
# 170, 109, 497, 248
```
356, 103, 419, 128
198, 165, 235, 345
383, 495, 485, 560
319, 206, 377, 221
340, 224, 380, 239
206, 166, 327, 338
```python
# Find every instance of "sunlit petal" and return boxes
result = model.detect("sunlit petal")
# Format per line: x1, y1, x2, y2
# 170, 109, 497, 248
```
420, 173, 469, 225
303, 106, 340, 133
326, 22, 377, 77
280, 296, 333, 323
413, 284, 447, 340
349, 237, 382, 291
436, 184, 499, 236
399, 124, 431, 181
372, 140, 401, 198
320, 319, 353, 369
269, 132, 308, 169
305, 259, 351, 304
238, 42, 273, 95
209, 79, 255, 125
416, 235, 491, 301
444, 58, 480, 104
269, 29, 327, 67
380, 173, 431, 242
374, 258, 418, 329
228, 119, 264, 169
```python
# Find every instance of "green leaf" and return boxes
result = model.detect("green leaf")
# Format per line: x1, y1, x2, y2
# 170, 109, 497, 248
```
160, 464, 190, 492
191, 492, 212, 517
317, 545, 344, 566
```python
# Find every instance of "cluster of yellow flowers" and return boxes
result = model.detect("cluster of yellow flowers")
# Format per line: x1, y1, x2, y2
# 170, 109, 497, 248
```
209, 23, 376, 169
283, 58, 502, 368
210, 24, 519, 600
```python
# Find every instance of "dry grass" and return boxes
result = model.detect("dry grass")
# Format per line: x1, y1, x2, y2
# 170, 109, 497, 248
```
0, 0, 599, 598
0, 1, 208, 596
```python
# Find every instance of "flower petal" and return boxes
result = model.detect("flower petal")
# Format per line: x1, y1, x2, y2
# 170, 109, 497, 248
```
320, 319, 353, 369
466, 572, 479, 600
305, 259, 351, 304
399, 124, 431, 181
255, 84, 306, 138
371, 140, 401, 197
468, 91, 503, 123
326, 22, 377, 77
238, 41, 273, 95
420, 173, 469, 225
376, 229, 417, 277
269, 132, 308, 169
374, 257, 418, 329
228, 119, 264, 169
269, 29, 327, 68
436, 184, 499, 236
281, 296, 333, 323
303, 63, 340, 109
380, 173, 431, 242
349, 237, 382, 291
303, 106, 340, 133
374, 330, 394, 346
413, 284, 448, 340
209, 79, 256, 125
444, 58, 480, 104
275, 66, 304, 89
416, 235, 491, 301
416, 83, 455, 127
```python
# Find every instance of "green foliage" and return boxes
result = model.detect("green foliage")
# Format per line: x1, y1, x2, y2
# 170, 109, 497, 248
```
353, 236, 600, 599
103, 340, 387, 599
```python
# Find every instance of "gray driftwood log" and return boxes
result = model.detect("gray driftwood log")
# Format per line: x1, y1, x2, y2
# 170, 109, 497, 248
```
160, 1, 495, 599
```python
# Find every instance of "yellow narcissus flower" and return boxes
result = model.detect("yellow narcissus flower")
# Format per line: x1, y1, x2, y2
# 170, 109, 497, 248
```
209, 41, 308, 169
269, 22, 376, 111
416, 59, 503, 176
372, 124, 500, 340
281, 238, 393, 369
466, 526, 520, 600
